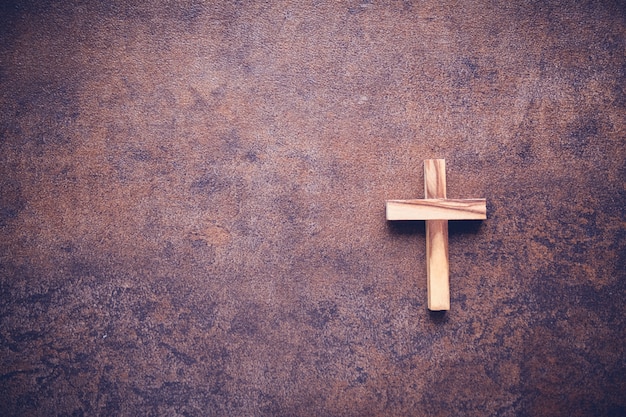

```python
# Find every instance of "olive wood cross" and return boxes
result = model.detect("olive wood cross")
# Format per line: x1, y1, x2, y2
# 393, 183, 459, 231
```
386, 159, 486, 311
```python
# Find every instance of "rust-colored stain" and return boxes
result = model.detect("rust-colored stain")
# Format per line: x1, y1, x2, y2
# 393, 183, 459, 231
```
1, 1, 624, 416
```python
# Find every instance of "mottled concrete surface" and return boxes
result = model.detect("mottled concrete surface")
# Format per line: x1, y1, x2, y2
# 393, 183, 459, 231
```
0, 1, 624, 416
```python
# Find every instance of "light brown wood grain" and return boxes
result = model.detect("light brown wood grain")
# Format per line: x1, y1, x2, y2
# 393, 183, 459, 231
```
386, 198, 487, 220
385, 159, 486, 311
424, 159, 450, 311
426, 218, 449, 311
424, 159, 447, 200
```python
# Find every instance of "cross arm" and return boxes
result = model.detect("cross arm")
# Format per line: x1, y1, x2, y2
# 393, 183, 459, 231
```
386, 198, 487, 221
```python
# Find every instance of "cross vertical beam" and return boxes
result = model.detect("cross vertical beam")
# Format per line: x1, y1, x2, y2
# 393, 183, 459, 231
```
385, 159, 486, 311
424, 159, 449, 311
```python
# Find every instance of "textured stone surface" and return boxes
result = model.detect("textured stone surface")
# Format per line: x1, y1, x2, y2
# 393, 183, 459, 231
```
1, 1, 624, 416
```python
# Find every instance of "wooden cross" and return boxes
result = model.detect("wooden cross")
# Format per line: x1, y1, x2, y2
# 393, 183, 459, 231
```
386, 159, 486, 311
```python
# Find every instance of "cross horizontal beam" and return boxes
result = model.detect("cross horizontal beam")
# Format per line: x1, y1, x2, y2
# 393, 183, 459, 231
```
386, 198, 486, 220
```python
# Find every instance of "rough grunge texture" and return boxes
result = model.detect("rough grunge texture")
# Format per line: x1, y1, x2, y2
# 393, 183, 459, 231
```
1, 1, 625, 416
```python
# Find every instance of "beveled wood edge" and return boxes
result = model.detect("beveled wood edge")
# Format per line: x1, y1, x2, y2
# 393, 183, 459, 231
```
385, 198, 487, 220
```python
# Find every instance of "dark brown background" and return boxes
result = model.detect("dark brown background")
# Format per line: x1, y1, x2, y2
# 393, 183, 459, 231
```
1, 1, 624, 416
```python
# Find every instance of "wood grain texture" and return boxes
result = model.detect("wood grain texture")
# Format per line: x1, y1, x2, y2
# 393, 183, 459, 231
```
424, 159, 447, 199
426, 218, 450, 311
424, 160, 450, 311
386, 159, 487, 311
386, 198, 487, 220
